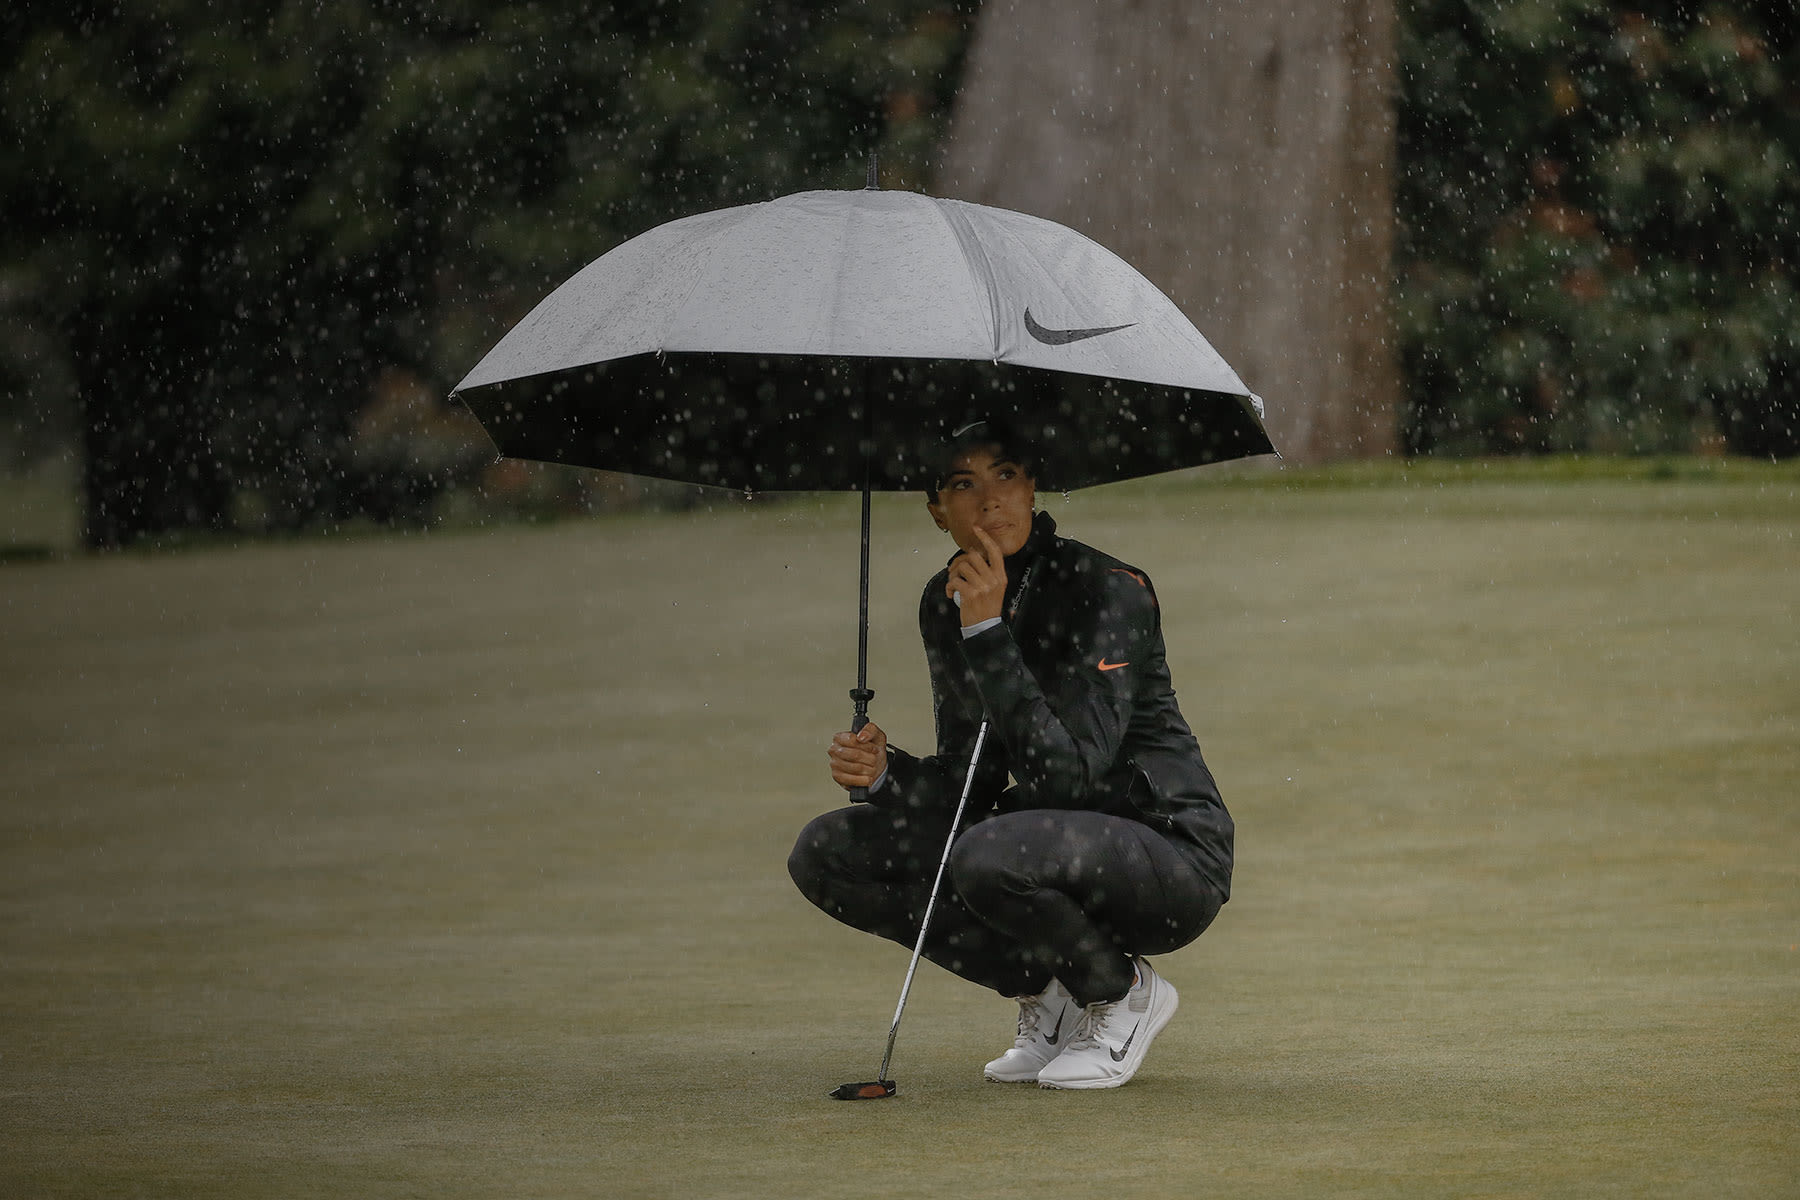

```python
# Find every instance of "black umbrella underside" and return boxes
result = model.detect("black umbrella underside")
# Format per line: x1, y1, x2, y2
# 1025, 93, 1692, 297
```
454, 352, 1275, 495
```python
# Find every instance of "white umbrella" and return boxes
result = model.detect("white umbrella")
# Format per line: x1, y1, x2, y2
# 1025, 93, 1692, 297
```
454, 185, 1270, 493
453, 181, 1274, 770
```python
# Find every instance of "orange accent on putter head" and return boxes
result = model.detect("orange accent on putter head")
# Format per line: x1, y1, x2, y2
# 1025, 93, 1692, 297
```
830, 1080, 897, 1100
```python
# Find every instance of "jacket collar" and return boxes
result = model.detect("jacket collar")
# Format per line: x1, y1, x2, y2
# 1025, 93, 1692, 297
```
998, 510, 1056, 620
1010, 509, 1057, 573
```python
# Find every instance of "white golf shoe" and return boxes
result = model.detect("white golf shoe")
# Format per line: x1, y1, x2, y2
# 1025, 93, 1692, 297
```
983, 978, 1077, 1083
1036, 958, 1178, 1090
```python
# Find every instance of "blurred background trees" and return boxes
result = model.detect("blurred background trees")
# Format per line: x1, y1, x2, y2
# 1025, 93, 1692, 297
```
2, 0, 1794, 549
1395, 0, 1799, 457
3, 0, 976, 547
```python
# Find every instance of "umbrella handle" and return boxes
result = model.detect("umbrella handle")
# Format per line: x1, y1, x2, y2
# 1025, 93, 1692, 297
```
848, 688, 875, 802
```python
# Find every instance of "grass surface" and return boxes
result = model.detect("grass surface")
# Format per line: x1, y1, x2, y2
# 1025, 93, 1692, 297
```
3, 463, 1797, 1198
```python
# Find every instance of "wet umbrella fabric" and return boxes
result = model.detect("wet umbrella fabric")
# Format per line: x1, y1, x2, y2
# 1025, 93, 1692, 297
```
452, 187, 1274, 494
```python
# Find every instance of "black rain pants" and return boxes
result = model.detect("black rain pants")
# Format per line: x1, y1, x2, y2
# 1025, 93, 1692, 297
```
788, 803, 1223, 1006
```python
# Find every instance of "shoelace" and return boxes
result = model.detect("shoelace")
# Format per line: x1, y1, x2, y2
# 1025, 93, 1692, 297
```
1060, 1002, 1108, 1052
1013, 994, 1051, 1047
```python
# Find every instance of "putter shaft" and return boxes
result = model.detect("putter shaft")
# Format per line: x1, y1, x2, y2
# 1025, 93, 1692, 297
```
873, 719, 990, 1083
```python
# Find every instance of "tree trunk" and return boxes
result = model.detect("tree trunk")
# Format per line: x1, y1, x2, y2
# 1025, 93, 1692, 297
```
936, 0, 1398, 463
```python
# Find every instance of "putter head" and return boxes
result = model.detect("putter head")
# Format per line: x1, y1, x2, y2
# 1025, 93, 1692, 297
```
829, 1079, 897, 1100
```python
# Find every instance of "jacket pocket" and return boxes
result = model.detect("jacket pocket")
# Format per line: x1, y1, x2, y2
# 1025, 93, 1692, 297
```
1124, 760, 1178, 833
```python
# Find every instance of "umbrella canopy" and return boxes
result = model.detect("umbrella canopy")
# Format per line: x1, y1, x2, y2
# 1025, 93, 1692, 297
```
453, 187, 1274, 493
453, 183, 1276, 765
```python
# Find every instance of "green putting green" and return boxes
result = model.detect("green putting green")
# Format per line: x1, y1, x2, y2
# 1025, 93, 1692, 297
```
3, 462, 1795, 1197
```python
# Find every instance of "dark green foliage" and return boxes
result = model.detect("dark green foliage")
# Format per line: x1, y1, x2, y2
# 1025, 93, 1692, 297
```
1395, 0, 1800, 457
11, 1, 1796, 549
2, 0, 975, 546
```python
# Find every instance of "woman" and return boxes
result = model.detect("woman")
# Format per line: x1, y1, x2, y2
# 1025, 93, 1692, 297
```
787, 421, 1232, 1089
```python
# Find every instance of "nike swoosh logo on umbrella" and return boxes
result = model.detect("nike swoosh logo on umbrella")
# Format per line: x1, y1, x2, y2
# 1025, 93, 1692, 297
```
1024, 308, 1136, 345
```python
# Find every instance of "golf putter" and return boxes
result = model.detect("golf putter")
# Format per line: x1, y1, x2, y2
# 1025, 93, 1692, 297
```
830, 719, 992, 1101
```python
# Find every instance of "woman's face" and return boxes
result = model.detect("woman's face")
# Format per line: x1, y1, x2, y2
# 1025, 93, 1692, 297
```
927, 445, 1037, 558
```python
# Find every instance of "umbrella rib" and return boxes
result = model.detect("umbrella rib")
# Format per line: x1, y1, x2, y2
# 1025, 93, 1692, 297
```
929, 200, 1006, 362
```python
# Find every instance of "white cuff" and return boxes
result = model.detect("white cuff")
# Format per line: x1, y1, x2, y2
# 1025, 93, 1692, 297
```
961, 616, 1002, 639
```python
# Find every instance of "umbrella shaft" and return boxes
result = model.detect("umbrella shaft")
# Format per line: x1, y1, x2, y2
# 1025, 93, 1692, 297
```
857, 483, 871, 694
848, 483, 874, 798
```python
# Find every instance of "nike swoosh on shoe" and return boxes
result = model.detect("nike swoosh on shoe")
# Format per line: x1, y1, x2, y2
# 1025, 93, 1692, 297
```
1109, 1022, 1141, 1063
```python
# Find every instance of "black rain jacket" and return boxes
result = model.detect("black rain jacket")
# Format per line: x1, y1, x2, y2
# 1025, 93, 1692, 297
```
875, 511, 1233, 897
